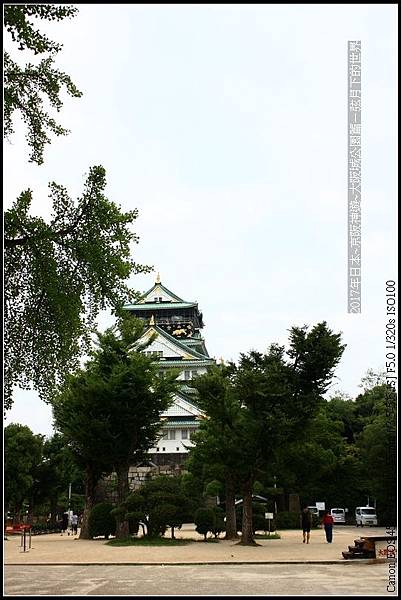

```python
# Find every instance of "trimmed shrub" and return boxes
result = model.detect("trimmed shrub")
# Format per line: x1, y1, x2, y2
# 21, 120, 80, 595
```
211, 507, 225, 538
194, 507, 215, 540
88, 503, 116, 539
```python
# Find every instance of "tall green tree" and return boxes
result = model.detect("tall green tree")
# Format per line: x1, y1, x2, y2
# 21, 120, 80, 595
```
188, 364, 243, 540
4, 423, 44, 520
5, 166, 151, 410
4, 5, 152, 410
30, 433, 85, 520
53, 317, 178, 539
355, 384, 397, 525
232, 322, 345, 545
4, 4, 82, 164
190, 322, 345, 546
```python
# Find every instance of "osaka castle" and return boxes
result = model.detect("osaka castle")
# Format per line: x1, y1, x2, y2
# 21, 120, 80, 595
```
122, 274, 215, 467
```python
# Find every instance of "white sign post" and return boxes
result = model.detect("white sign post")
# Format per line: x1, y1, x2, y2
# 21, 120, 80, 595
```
265, 512, 274, 534
315, 502, 325, 512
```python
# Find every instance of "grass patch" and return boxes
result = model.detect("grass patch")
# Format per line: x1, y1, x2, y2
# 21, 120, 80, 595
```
106, 536, 192, 547
254, 532, 281, 539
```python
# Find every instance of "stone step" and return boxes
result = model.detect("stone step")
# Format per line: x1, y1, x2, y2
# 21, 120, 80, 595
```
342, 551, 366, 559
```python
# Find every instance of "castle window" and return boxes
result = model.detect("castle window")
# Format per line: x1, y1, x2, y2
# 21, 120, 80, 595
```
169, 430, 176, 440
162, 431, 168, 440
181, 429, 188, 440
184, 371, 191, 380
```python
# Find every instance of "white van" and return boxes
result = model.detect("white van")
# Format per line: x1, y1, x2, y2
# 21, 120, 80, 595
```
330, 508, 345, 523
306, 506, 319, 516
355, 506, 378, 527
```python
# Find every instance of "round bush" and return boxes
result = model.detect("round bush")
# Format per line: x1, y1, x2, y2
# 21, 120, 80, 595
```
88, 503, 116, 539
194, 507, 215, 539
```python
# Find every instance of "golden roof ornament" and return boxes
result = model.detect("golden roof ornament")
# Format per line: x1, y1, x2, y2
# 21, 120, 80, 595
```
150, 315, 155, 326
155, 272, 160, 284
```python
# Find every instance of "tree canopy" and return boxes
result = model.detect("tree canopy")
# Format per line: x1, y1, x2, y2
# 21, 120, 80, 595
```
4, 4, 82, 164
4, 4, 152, 410
4, 166, 152, 410
52, 317, 178, 538
4, 423, 44, 518
188, 322, 345, 545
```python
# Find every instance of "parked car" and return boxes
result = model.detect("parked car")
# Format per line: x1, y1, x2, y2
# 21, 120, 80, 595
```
306, 506, 319, 516
355, 506, 378, 527
330, 508, 346, 523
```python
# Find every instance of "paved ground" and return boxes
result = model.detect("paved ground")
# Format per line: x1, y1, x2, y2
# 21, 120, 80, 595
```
4, 525, 389, 565
4, 563, 394, 596
4, 525, 396, 596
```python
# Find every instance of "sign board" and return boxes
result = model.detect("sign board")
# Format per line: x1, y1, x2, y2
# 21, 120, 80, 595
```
315, 502, 325, 511
265, 513, 274, 519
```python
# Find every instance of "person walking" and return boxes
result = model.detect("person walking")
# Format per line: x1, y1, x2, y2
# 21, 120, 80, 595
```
60, 511, 68, 536
322, 510, 334, 543
300, 507, 312, 544
71, 513, 78, 536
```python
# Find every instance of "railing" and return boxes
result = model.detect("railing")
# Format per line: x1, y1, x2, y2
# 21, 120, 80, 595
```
153, 317, 195, 325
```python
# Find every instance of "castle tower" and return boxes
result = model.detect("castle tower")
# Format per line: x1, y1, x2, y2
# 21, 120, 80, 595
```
123, 275, 215, 468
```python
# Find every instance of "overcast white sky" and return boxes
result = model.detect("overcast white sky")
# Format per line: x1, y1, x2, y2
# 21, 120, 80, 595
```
4, 4, 398, 437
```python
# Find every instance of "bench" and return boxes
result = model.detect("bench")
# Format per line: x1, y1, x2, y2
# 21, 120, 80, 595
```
5, 524, 32, 534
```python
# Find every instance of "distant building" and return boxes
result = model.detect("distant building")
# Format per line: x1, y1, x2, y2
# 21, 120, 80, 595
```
122, 274, 215, 469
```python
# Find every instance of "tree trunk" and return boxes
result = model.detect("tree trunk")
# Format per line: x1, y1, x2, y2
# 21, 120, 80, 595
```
115, 464, 130, 539
79, 467, 96, 539
224, 474, 239, 540
238, 482, 257, 546
171, 526, 175, 539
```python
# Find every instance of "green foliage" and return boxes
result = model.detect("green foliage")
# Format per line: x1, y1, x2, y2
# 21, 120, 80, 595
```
53, 318, 177, 537
210, 506, 226, 538
194, 507, 215, 540
88, 502, 116, 539
275, 512, 302, 530
189, 322, 345, 545
30, 521, 63, 534
4, 167, 152, 410
4, 423, 43, 516
4, 4, 82, 164
119, 475, 191, 539
106, 537, 191, 547
272, 377, 397, 525
30, 433, 85, 517
355, 384, 397, 525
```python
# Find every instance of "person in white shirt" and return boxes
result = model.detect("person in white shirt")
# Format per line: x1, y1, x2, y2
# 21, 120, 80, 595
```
71, 514, 78, 535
